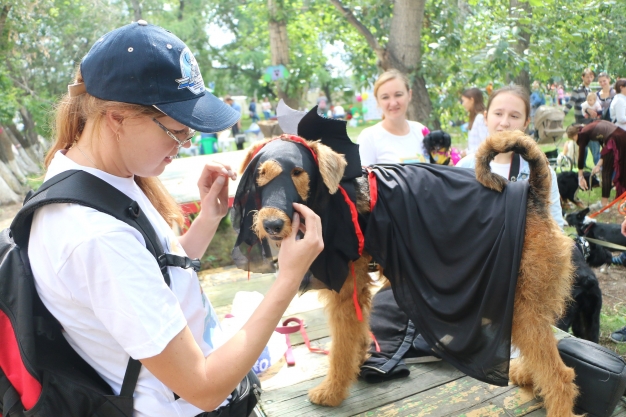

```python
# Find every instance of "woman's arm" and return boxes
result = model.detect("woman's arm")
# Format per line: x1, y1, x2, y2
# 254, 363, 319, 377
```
142, 204, 323, 411
548, 168, 565, 229
615, 96, 626, 125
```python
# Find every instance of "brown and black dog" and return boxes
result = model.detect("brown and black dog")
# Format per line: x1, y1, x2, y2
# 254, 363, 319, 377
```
234, 131, 578, 417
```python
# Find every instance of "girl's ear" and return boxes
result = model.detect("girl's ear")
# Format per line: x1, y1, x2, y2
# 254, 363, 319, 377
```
408, 88, 413, 101
524, 117, 531, 130
104, 110, 126, 137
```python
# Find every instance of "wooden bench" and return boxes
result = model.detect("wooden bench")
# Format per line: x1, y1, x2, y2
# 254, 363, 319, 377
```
200, 265, 626, 417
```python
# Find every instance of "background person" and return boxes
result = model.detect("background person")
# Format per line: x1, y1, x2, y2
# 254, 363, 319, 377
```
357, 69, 429, 165
261, 97, 272, 120
225, 95, 244, 150
578, 120, 626, 208
248, 97, 259, 123
565, 68, 600, 165
31, 22, 324, 417
581, 92, 602, 121
610, 79, 626, 130
461, 87, 488, 155
457, 85, 564, 228
597, 72, 615, 121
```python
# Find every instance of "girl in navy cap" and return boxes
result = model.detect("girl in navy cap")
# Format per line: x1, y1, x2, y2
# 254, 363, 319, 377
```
29, 22, 323, 417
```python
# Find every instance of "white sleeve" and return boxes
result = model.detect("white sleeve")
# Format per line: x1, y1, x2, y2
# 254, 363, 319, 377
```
548, 168, 565, 229
59, 231, 187, 359
615, 97, 626, 125
357, 128, 377, 166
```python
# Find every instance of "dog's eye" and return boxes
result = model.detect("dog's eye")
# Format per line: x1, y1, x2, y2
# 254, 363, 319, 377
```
292, 168, 304, 177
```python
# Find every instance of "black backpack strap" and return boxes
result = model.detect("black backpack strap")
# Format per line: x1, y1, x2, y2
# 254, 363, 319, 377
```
10, 170, 185, 403
12, 170, 169, 286
508, 153, 521, 181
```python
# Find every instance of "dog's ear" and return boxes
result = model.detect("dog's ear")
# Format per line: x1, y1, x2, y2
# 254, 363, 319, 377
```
580, 207, 590, 218
309, 141, 347, 194
239, 139, 273, 174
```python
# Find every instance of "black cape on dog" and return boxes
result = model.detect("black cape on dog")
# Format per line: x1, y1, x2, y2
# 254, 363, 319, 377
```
365, 164, 528, 386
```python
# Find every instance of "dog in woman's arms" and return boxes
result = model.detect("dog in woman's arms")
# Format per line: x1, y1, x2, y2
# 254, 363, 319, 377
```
231, 112, 578, 416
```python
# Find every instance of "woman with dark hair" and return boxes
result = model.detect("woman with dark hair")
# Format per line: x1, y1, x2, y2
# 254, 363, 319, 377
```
461, 87, 488, 154
596, 72, 615, 121
610, 79, 626, 129
578, 120, 626, 207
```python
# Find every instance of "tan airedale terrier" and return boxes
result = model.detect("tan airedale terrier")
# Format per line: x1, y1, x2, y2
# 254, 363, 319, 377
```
233, 131, 578, 417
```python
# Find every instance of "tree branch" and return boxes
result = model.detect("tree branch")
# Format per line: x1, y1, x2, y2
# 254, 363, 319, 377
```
329, 0, 385, 60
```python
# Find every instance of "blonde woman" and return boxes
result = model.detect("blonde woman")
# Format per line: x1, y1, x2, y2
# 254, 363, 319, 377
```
357, 70, 429, 165
29, 22, 323, 417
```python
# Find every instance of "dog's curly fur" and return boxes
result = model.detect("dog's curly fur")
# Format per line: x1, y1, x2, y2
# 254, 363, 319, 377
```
239, 131, 578, 416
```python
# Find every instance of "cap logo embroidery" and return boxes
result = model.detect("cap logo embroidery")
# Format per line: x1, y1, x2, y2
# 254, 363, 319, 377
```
176, 47, 204, 95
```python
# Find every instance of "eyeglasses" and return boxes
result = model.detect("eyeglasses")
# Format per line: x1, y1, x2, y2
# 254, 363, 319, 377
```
152, 118, 196, 150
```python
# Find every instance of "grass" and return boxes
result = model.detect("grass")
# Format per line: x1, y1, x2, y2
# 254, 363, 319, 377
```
600, 306, 626, 357
199, 215, 239, 270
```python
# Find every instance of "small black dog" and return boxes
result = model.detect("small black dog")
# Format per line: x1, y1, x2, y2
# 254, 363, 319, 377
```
565, 208, 626, 247
587, 241, 613, 267
422, 130, 452, 165
556, 243, 602, 342
557, 171, 599, 208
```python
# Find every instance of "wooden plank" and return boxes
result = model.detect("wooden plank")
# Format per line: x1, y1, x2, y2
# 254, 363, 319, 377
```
349, 377, 514, 417
261, 361, 464, 417
448, 385, 541, 416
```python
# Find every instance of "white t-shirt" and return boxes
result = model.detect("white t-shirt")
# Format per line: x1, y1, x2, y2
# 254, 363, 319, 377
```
610, 93, 626, 129
467, 114, 489, 153
357, 121, 428, 166
29, 151, 227, 417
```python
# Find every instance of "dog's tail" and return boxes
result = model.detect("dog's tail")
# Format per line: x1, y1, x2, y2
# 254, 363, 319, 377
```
474, 130, 551, 209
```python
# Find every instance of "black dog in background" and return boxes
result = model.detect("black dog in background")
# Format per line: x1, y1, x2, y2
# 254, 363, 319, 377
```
557, 171, 600, 208
556, 240, 603, 342
565, 208, 626, 247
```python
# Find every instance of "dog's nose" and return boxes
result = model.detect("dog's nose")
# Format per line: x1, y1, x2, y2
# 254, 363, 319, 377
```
263, 219, 284, 235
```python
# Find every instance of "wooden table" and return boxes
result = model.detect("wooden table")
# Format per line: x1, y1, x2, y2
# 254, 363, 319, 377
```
199, 265, 626, 417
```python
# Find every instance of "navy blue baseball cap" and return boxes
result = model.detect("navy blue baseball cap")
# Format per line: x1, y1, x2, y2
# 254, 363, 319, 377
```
80, 21, 239, 133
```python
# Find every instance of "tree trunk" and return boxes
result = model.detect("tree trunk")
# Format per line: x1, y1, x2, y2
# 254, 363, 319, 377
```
0, 171, 20, 205
4, 127, 39, 174
330, 0, 438, 128
178, 0, 184, 21
0, 128, 27, 193
510, 0, 531, 93
385, 0, 438, 128
130, 0, 142, 21
0, 5, 10, 50
6, 123, 41, 167
268, 0, 299, 109
15, 108, 44, 162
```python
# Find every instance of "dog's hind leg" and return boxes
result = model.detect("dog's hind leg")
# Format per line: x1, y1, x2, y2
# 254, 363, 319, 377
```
511, 226, 580, 417
309, 256, 373, 406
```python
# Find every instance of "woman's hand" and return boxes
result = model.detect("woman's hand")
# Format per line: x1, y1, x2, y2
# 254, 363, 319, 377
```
197, 162, 236, 221
276, 203, 324, 285
178, 162, 236, 259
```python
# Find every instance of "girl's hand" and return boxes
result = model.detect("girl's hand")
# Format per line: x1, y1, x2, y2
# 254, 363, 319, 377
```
197, 162, 236, 221
277, 203, 324, 284
578, 175, 588, 191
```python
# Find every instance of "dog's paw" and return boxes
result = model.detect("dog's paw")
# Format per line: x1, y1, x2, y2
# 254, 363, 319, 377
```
308, 382, 347, 407
509, 359, 533, 387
